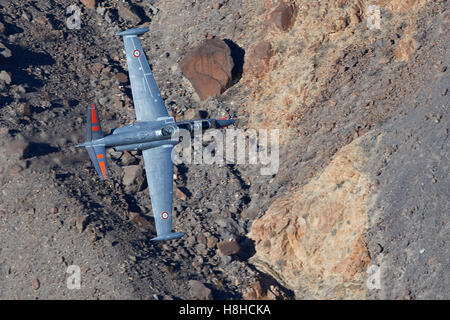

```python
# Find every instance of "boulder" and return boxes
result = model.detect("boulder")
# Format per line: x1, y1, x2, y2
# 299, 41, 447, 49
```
179, 38, 234, 100
265, 1, 296, 32
244, 40, 273, 77
115, 72, 128, 83
123, 165, 143, 186
248, 139, 374, 299
121, 151, 138, 166
80, 0, 97, 9
217, 239, 240, 256
0, 70, 11, 84
188, 280, 213, 300
0, 42, 12, 59
118, 3, 141, 25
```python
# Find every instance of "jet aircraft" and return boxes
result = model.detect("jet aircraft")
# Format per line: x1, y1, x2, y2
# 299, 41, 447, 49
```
77, 27, 235, 241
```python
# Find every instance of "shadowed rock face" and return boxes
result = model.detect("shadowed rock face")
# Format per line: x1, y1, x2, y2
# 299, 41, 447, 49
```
179, 38, 234, 100
249, 137, 376, 299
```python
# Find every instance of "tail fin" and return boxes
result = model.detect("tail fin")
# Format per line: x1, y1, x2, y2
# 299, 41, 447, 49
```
86, 103, 104, 141
151, 232, 184, 241
77, 103, 109, 180
85, 145, 109, 180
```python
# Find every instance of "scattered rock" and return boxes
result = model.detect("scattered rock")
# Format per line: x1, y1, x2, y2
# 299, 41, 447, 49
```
109, 150, 122, 159
89, 234, 98, 243
115, 72, 128, 83
76, 215, 88, 232
129, 211, 154, 230
265, 0, 296, 32
96, 6, 106, 15
403, 289, 412, 300
50, 207, 58, 214
118, 3, 141, 25
179, 38, 234, 100
188, 280, 213, 300
241, 204, 260, 220
207, 236, 218, 249
148, 4, 159, 15
217, 239, 240, 256
244, 40, 273, 77
0, 42, 12, 59
394, 27, 419, 62
18, 103, 32, 117
121, 151, 138, 166
174, 185, 188, 200
391, 0, 419, 13
80, 0, 97, 9
0, 70, 12, 84
182, 108, 197, 120
243, 281, 280, 300
123, 165, 143, 186
31, 278, 40, 290
8, 136, 31, 160
9, 164, 23, 174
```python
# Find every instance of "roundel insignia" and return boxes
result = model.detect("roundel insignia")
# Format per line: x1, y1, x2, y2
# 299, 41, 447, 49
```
133, 49, 141, 58
161, 211, 169, 220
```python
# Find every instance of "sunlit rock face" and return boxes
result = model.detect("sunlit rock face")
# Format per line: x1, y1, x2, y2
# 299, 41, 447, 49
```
249, 136, 378, 299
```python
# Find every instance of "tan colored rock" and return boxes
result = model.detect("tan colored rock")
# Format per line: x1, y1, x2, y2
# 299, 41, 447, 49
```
122, 165, 143, 186
174, 185, 188, 200
243, 0, 427, 144
129, 211, 154, 230
80, 0, 97, 9
31, 278, 40, 290
183, 108, 197, 120
244, 41, 273, 77
0, 42, 12, 59
179, 38, 234, 100
265, 0, 296, 32
248, 138, 375, 299
242, 281, 281, 300
394, 25, 418, 62
207, 236, 218, 249
115, 72, 128, 83
18, 103, 32, 117
76, 215, 88, 233
188, 280, 213, 300
118, 4, 141, 24
391, 0, 418, 13
0, 70, 11, 84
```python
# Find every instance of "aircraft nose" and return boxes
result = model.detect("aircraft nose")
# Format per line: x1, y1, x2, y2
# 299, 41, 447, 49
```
215, 118, 236, 128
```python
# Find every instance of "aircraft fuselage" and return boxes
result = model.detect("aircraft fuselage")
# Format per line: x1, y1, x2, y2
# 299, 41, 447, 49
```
80, 117, 230, 152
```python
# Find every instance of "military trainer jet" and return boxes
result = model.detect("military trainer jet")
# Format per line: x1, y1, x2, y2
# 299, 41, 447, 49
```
77, 27, 235, 241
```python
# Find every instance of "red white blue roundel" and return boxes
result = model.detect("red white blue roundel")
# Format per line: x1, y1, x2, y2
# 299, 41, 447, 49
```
161, 211, 169, 220
133, 49, 141, 58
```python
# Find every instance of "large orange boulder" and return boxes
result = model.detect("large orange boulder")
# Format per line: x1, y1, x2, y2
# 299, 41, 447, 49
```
179, 38, 234, 100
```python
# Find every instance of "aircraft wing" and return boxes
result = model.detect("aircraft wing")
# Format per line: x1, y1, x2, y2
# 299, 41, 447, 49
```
117, 27, 169, 121
142, 145, 184, 241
